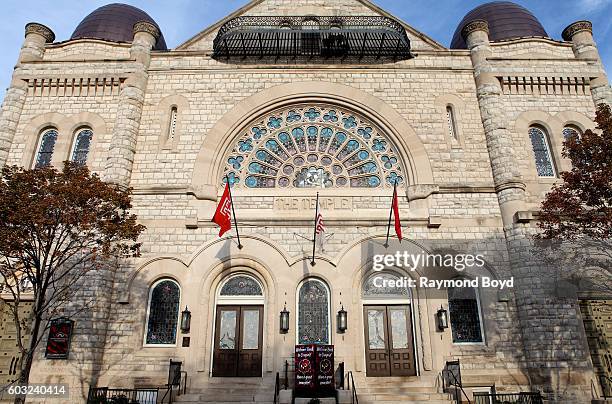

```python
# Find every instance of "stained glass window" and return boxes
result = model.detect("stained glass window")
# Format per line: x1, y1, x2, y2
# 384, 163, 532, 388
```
562, 126, 581, 141
363, 272, 410, 297
448, 286, 483, 343
71, 129, 93, 166
220, 275, 263, 296
223, 104, 404, 188
298, 279, 330, 345
34, 129, 58, 168
146, 279, 180, 345
446, 106, 458, 141
528, 127, 555, 177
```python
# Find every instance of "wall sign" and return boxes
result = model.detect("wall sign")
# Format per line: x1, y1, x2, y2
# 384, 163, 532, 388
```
295, 344, 335, 397
45, 318, 74, 359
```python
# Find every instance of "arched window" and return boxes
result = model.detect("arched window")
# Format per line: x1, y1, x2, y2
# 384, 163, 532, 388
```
167, 106, 178, 142
145, 279, 180, 345
362, 272, 410, 298
71, 128, 93, 166
297, 278, 330, 345
447, 286, 484, 344
562, 125, 582, 141
220, 275, 263, 296
446, 105, 458, 141
528, 126, 556, 177
34, 129, 58, 168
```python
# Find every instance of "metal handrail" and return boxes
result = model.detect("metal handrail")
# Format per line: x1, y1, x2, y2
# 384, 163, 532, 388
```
284, 360, 289, 390
601, 375, 612, 399
160, 384, 174, 404
473, 392, 543, 404
442, 362, 471, 404
346, 370, 358, 404
274, 372, 280, 404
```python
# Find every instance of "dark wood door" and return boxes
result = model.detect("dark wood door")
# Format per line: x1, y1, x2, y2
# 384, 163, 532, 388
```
212, 305, 263, 377
364, 305, 416, 377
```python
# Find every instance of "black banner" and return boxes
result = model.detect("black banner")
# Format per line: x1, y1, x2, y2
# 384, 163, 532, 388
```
45, 318, 74, 359
295, 345, 316, 392
316, 345, 334, 392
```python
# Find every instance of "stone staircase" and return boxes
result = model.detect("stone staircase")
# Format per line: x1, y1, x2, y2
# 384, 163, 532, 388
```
353, 374, 456, 404
172, 377, 275, 403
172, 374, 456, 403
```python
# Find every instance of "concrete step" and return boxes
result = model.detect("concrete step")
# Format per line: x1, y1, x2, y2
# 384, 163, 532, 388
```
356, 392, 450, 400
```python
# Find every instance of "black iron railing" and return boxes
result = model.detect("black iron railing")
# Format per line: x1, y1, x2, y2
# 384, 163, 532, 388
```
213, 15, 413, 61
473, 392, 543, 404
601, 375, 612, 399
442, 360, 471, 404
87, 387, 171, 404
337, 362, 345, 390
346, 370, 358, 404
274, 360, 291, 404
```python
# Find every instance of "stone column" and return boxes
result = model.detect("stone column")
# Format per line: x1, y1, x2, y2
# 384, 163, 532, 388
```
462, 20, 526, 228
464, 21, 592, 403
104, 21, 160, 188
562, 20, 612, 107
0, 23, 54, 166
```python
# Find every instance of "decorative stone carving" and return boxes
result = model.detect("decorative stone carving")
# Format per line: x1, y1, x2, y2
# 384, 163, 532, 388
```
461, 19, 489, 40
133, 21, 161, 40
24, 22, 55, 43
562, 20, 592, 41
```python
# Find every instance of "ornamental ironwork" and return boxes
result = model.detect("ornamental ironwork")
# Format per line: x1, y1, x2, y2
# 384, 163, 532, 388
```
213, 16, 413, 62
298, 279, 330, 345
146, 280, 180, 345
220, 275, 263, 296
448, 286, 483, 343
223, 104, 405, 189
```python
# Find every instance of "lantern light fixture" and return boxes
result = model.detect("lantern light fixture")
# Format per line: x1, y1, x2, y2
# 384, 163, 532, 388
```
337, 303, 348, 333
280, 303, 290, 334
180, 306, 191, 333
436, 306, 449, 331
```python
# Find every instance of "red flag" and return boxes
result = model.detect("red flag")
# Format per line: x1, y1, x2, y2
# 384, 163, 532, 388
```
212, 183, 232, 237
392, 185, 402, 242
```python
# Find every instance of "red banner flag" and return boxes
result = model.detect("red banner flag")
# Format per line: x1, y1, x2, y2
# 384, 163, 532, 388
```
392, 185, 402, 242
212, 182, 232, 237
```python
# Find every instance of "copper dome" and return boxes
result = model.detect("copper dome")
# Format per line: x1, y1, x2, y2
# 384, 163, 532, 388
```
450, 1, 548, 49
71, 3, 167, 50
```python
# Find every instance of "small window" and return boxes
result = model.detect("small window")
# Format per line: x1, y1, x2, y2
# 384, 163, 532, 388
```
446, 105, 458, 141
448, 286, 484, 344
562, 125, 581, 141
71, 128, 93, 166
34, 129, 58, 168
220, 275, 263, 296
363, 272, 410, 298
168, 107, 178, 141
528, 126, 556, 177
145, 279, 180, 345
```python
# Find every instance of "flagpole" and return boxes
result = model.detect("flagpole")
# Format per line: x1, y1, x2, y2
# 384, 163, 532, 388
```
311, 192, 319, 266
226, 175, 243, 249
384, 180, 397, 248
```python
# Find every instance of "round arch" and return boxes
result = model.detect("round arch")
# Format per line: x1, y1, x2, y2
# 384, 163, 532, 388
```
192, 81, 434, 198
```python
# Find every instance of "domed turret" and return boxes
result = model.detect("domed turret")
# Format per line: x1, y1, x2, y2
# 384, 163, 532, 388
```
71, 3, 167, 50
450, 1, 548, 49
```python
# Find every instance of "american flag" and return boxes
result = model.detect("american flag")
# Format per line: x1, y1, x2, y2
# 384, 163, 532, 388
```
315, 203, 326, 235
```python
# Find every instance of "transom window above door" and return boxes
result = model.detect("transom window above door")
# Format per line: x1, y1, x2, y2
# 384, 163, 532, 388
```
363, 272, 411, 298
222, 104, 405, 189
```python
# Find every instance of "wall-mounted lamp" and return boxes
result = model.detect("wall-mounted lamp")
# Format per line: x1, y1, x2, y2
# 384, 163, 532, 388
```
337, 304, 348, 333
280, 303, 290, 334
436, 306, 449, 331
180, 306, 191, 333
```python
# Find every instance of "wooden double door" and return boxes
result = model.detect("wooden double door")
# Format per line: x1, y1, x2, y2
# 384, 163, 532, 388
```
212, 305, 263, 377
363, 305, 416, 377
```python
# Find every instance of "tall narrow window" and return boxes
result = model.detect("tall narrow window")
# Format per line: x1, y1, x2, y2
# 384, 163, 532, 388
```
34, 129, 58, 168
562, 125, 581, 141
528, 126, 556, 177
297, 278, 330, 345
145, 279, 180, 345
71, 128, 93, 166
168, 107, 178, 141
446, 105, 458, 141
448, 286, 484, 344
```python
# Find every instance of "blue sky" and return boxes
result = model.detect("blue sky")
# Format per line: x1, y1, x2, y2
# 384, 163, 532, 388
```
0, 0, 610, 99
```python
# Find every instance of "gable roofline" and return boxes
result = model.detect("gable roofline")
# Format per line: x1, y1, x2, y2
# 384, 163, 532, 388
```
176, 0, 445, 51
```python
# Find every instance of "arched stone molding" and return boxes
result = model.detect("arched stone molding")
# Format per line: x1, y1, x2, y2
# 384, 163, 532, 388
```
434, 93, 466, 148
158, 94, 190, 150
19, 112, 66, 168
191, 81, 434, 200
19, 111, 107, 171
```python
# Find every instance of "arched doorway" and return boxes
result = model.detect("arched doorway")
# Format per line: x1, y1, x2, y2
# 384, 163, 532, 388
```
212, 274, 264, 377
362, 271, 417, 377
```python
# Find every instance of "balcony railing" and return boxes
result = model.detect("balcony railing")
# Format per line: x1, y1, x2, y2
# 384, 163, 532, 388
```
212, 15, 413, 62
473, 392, 544, 404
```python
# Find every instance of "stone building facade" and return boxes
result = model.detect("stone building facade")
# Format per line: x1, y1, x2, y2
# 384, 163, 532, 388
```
0, 0, 611, 403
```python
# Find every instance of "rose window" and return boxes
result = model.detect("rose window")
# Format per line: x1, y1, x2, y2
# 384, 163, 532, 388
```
223, 104, 405, 188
